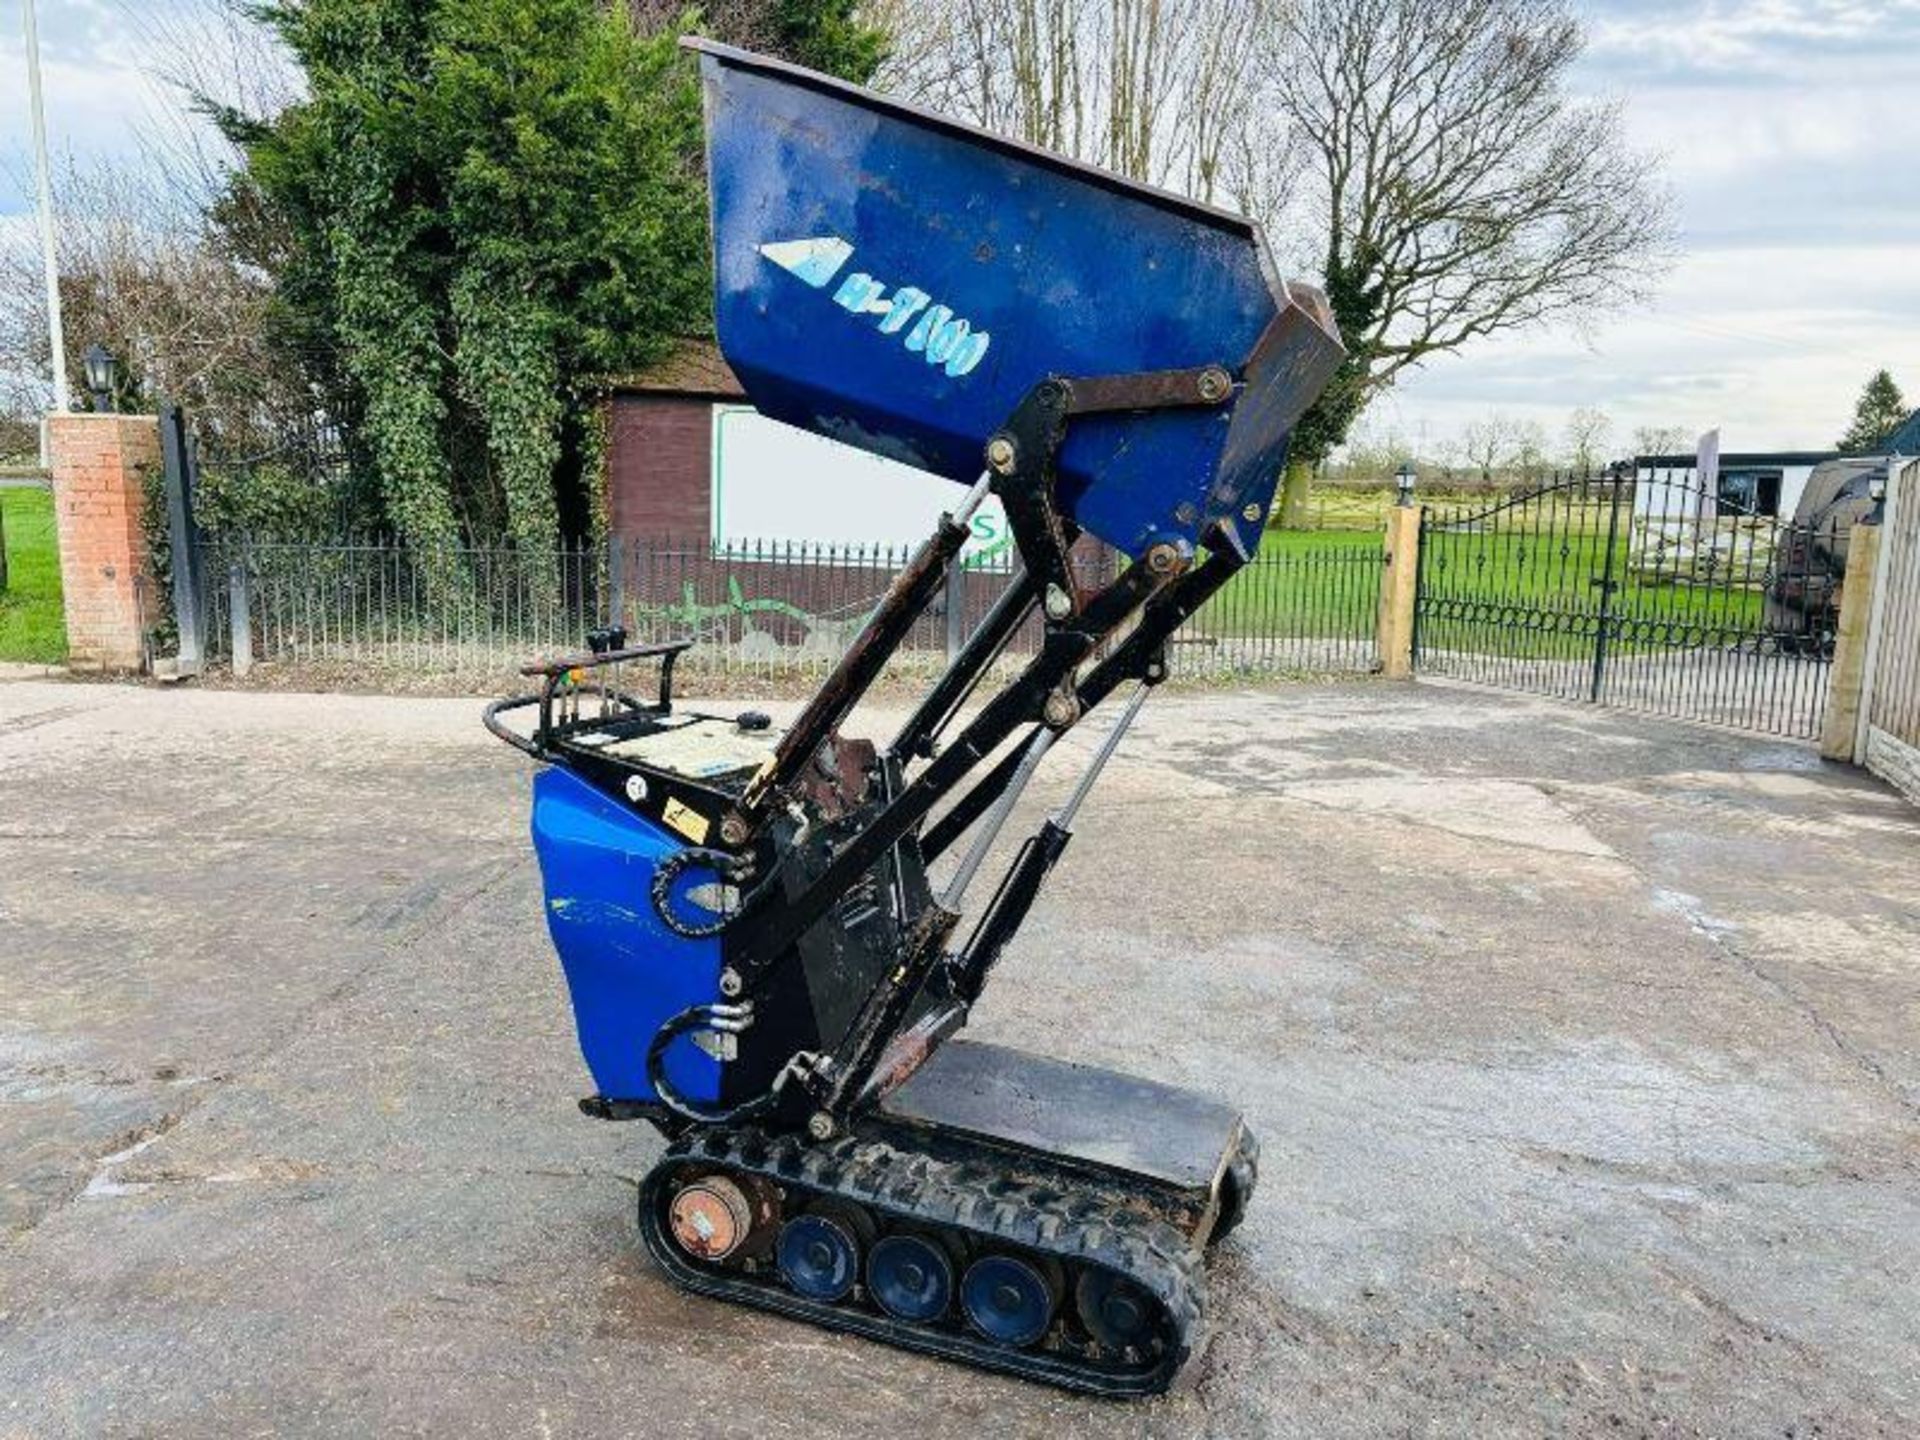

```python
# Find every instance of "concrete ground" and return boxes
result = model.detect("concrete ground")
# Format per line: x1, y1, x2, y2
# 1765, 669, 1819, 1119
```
2, 675, 1917, 1438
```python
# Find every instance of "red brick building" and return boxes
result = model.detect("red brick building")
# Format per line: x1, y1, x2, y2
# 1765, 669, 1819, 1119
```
604, 340, 745, 545
600, 341, 1112, 656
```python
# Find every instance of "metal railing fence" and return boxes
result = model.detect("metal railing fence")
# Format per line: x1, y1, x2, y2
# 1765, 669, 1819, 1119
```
1416, 469, 1839, 738
197, 532, 1385, 689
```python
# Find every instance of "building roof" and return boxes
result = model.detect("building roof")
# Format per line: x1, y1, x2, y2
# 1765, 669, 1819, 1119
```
602, 339, 746, 399
1881, 408, 1920, 456
1640, 451, 1839, 469
1641, 412, 1920, 469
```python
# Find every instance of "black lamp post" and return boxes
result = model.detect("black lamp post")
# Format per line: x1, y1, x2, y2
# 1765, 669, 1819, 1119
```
1395, 460, 1417, 508
83, 343, 119, 412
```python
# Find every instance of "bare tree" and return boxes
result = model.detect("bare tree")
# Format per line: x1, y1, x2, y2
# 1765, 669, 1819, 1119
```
1563, 405, 1613, 474
875, 0, 1293, 222
0, 2, 313, 447
120, 0, 305, 213
0, 155, 300, 448
1330, 418, 1412, 482
1460, 415, 1517, 477
1506, 417, 1549, 481
1268, 0, 1673, 522
1631, 424, 1691, 458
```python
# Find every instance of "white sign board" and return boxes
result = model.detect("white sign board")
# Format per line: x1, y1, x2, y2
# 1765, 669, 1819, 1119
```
1695, 428, 1721, 514
710, 406, 1011, 567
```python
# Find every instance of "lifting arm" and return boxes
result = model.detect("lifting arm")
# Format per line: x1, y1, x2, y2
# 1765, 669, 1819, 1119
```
695, 367, 1251, 1122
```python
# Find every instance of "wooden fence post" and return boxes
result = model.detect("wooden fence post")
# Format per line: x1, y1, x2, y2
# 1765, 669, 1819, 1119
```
1820, 522, 1884, 762
1376, 504, 1422, 678
1854, 461, 1908, 766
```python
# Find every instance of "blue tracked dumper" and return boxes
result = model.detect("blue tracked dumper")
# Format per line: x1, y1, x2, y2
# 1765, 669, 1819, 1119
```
486, 41, 1343, 1395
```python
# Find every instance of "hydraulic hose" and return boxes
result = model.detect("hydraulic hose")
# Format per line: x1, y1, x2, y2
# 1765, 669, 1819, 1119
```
651, 845, 786, 944
649, 847, 750, 939
645, 1003, 785, 1125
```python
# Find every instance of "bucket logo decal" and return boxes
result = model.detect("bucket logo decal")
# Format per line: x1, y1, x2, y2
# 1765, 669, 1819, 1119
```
758, 235, 992, 379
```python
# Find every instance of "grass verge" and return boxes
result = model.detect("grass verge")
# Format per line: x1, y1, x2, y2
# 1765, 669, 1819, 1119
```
0, 487, 66, 664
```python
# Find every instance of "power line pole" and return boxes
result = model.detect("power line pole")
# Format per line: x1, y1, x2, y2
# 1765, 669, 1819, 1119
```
24, 0, 71, 419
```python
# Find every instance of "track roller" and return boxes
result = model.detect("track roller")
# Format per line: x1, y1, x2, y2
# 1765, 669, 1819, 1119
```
777, 1199, 875, 1302
868, 1231, 963, 1323
961, 1253, 1062, 1348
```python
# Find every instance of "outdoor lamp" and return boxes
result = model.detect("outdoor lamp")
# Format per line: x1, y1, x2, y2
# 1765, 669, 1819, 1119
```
83, 343, 119, 412
1870, 471, 1888, 504
1395, 461, 1417, 507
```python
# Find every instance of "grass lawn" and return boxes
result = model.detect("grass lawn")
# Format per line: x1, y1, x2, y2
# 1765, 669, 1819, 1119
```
1199, 509, 1771, 653
1420, 525, 1765, 629
1205, 528, 1383, 639
0, 487, 66, 664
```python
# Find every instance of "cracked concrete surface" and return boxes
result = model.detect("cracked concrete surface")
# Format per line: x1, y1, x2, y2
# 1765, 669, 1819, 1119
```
1, 676, 1916, 1437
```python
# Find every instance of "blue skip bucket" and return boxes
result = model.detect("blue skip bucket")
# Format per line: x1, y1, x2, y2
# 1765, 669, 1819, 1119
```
687, 39, 1344, 562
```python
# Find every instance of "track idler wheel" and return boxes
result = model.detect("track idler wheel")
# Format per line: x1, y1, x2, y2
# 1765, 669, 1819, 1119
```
1074, 1268, 1160, 1352
961, 1252, 1062, 1347
777, 1200, 875, 1303
867, 1231, 963, 1323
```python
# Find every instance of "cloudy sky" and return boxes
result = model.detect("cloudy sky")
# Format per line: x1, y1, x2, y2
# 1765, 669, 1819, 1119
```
1365, 0, 1920, 457
4, 0, 1918, 458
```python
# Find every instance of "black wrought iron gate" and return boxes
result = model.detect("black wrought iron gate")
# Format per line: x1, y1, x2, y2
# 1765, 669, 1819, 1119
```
1413, 471, 1841, 739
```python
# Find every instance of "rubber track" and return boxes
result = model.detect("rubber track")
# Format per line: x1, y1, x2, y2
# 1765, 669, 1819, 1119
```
1211, 1123, 1260, 1245
637, 1123, 1210, 1396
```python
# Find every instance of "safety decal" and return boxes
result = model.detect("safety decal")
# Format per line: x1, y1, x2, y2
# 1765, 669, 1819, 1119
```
662, 798, 711, 844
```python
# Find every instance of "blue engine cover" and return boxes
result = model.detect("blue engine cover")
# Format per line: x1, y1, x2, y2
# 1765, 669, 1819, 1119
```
530, 767, 722, 1103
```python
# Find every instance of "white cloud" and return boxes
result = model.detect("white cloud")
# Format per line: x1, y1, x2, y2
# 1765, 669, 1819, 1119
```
1380, 0, 1920, 455
5, 0, 1917, 456
0, 0, 254, 213
1386, 240, 1920, 453
1624, 85, 1912, 189
1586, 0, 1920, 75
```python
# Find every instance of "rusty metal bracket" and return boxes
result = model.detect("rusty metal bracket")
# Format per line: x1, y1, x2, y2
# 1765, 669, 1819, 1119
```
1061, 364, 1234, 415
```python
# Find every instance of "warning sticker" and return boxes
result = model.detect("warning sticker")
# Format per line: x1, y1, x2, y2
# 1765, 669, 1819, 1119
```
662, 798, 711, 845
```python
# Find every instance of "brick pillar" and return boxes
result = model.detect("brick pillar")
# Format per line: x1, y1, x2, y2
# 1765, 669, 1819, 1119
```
46, 413, 162, 670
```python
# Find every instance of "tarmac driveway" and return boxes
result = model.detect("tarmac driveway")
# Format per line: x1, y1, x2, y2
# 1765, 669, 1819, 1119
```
1, 676, 1916, 1437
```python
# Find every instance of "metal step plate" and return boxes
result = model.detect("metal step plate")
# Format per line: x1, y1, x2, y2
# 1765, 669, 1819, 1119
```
875, 1039, 1244, 1199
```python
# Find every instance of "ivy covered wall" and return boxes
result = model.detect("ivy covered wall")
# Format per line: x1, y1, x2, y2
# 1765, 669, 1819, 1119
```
215, 0, 885, 553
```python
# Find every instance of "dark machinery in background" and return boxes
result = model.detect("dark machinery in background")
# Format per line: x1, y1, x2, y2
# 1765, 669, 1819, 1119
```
487, 41, 1344, 1395
1764, 457, 1890, 650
